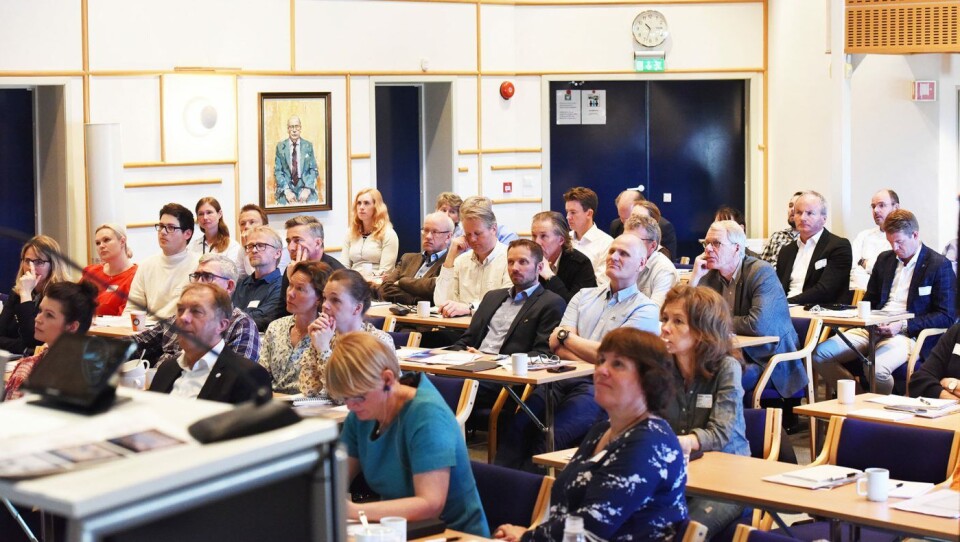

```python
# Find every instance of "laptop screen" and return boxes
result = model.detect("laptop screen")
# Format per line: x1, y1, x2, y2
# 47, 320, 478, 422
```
23, 333, 137, 406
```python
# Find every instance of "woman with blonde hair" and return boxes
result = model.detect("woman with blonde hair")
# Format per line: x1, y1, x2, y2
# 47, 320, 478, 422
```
190, 196, 244, 274
660, 284, 748, 536
82, 223, 138, 315
341, 188, 399, 276
328, 332, 489, 537
0, 235, 71, 354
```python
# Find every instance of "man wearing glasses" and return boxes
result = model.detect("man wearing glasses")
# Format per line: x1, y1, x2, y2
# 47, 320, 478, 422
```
377, 212, 454, 305
232, 226, 284, 331
134, 254, 261, 370
124, 203, 199, 319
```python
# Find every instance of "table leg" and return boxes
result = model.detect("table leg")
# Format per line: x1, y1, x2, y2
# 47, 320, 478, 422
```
867, 328, 879, 393
831, 325, 873, 392
544, 382, 556, 454
768, 512, 796, 538
504, 386, 547, 433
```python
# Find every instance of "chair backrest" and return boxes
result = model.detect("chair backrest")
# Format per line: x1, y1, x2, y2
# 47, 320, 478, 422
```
471, 461, 553, 533
678, 520, 708, 542
823, 416, 960, 483
734, 524, 801, 542
425, 374, 478, 435
743, 408, 782, 461
387, 331, 421, 348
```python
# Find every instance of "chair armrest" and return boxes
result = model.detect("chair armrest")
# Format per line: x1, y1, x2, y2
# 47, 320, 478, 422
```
905, 328, 947, 395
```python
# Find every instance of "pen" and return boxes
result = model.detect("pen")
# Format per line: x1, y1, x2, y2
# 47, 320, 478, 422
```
893, 482, 904, 488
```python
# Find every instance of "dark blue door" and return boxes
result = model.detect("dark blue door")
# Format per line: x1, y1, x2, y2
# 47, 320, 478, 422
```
375, 86, 422, 257
549, 80, 745, 262
0, 89, 37, 290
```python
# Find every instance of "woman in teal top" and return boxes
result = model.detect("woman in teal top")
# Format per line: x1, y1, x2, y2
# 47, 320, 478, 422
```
328, 332, 489, 537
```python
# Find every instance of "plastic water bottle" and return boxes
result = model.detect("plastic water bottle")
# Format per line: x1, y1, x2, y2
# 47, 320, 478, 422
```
562, 516, 586, 542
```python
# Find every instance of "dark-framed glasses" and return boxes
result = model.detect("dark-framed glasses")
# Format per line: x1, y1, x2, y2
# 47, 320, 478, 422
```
244, 242, 279, 253
154, 223, 184, 234
189, 271, 230, 284
21, 258, 50, 267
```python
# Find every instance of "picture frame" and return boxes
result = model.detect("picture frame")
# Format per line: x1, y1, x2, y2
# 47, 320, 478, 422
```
258, 92, 333, 213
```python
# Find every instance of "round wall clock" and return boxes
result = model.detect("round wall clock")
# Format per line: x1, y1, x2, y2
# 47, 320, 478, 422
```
632, 10, 669, 48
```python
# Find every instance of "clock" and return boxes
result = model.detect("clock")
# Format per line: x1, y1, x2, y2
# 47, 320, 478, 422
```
632, 10, 668, 48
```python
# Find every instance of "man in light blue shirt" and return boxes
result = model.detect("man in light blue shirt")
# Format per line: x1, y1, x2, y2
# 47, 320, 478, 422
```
496, 234, 659, 470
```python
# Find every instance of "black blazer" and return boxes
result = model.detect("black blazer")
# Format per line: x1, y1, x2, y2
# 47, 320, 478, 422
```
453, 285, 566, 357
775, 228, 852, 305
149, 348, 273, 404
540, 249, 597, 302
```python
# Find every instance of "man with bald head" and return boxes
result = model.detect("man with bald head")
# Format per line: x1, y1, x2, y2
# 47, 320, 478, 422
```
378, 212, 454, 305
850, 189, 901, 291
775, 191, 853, 305
274, 115, 319, 205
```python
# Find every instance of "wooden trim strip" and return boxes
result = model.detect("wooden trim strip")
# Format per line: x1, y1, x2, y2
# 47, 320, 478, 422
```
124, 179, 222, 189
124, 160, 237, 168
459, 149, 481, 155
289, 0, 296, 71
491, 197, 542, 204
346, 74, 354, 229
458, 166, 469, 173
351, 153, 371, 159
484, 67, 764, 76
0, 71, 86, 76
490, 164, 542, 171
483, 147, 542, 154
158, 75, 166, 162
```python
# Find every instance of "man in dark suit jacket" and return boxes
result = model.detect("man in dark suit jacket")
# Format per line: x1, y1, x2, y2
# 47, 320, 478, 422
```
452, 239, 567, 408
378, 212, 452, 305
532, 211, 596, 302
775, 191, 853, 305
813, 210, 956, 394
698, 221, 804, 399
149, 283, 272, 404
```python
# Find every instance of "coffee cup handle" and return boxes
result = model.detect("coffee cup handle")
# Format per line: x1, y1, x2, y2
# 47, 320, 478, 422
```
856, 477, 867, 496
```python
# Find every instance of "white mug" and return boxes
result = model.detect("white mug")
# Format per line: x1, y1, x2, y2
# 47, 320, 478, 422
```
379, 516, 407, 542
837, 379, 856, 405
417, 301, 431, 318
511, 353, 529, 376
856, 467, 889, 502
354, 526, 399, 542
857, 300, 871, 319
119, 358, 148, 389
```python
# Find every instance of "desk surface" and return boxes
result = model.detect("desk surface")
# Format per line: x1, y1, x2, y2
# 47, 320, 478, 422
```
734, 335, 779, 349
0, 388, 339, 519
533, 446, 577, 469
793, 393, 960, 432
687, 452, 960, 541
368, 305, 472, 329
400, 358, 595, 386
789, 307, 914, 327
88, 325, 138, 338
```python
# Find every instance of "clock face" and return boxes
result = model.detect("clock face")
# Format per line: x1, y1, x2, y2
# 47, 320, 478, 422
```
632, 10, 668, 47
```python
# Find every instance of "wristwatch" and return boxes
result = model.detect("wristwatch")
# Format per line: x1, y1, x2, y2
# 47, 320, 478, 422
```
948, 379, 959, 393
557, 329, 570, 345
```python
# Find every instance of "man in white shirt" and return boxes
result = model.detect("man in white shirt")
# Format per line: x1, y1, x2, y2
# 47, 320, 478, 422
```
148, 283, 272, 404
813, 210, 956, 395
849, 189, 900, 291
623, 214, 677, 306
434, 204, 512, 317
564, 186, 614, 284
124, 203, 200, 319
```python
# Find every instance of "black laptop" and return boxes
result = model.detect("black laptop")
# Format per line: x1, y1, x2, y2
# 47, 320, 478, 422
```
22, 333, 137, 414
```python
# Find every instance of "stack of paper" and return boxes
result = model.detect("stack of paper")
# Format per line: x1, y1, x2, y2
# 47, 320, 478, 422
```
763, 465, 862, 489
847, 408, 914, 422
892, 489, 960, 518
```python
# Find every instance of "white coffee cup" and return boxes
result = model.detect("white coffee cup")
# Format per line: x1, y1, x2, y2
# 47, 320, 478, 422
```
379, 516, 407, 542
856, 467, 890, 502
837, 379, 856, 405
129, 310, 148, 332
857, 300, 871, 319
417, 301, 431, 318
119, 358, 148, 389
144, 367, 158, 390
354, 526, 398, 542
512, 353, 529, 376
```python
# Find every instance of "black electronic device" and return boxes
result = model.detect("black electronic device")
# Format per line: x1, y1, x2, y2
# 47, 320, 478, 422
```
389, 305, 411, 316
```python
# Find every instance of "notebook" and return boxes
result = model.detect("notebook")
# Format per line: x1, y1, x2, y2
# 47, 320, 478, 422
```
763, 465, 862, 489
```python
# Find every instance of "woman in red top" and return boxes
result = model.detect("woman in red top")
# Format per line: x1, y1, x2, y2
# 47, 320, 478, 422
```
82, 224, 137, 316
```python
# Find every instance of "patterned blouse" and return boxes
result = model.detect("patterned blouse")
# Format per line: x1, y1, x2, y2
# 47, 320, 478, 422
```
521, 416, 688, 542
4, 350, 46, 401
297, 321, 394, 397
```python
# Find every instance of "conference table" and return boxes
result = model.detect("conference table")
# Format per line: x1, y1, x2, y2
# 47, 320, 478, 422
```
789, 306, 914, 393
794, 393, 960, 433
367, 304, 472, 329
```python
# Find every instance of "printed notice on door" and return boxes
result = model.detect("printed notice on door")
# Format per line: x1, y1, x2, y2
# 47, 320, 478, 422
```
581, 90, 606, 125
556, 90, 581, 125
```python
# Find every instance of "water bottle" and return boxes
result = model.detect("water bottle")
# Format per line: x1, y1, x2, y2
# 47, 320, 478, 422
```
562, 516, 586, 542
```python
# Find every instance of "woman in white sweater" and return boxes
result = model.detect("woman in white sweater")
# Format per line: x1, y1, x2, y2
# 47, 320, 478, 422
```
341, 188, 399, 277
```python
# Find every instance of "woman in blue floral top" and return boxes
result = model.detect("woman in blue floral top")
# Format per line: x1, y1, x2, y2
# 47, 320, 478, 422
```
494, 328, 687, 542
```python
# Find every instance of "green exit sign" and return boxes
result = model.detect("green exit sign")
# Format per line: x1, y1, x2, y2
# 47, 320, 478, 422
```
635, 57, 665, 72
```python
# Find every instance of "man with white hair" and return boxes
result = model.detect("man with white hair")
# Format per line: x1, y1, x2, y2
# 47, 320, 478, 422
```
698, 221, 803, 399
378, 212, 454, 305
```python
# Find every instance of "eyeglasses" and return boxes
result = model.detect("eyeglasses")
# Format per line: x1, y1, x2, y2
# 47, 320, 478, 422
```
189, 271, 231, 284
701, 240, 729, 250
342, 392, 369, 404
21, 258, 50, 267
421, 229, 452, 237
244, 242, 279, 253
155, 223, 185, 234
529, 354, 562, 368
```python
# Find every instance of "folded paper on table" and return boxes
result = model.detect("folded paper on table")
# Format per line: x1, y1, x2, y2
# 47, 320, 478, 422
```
763, 465, 862, 490
848, 408, 914, 422
891, 489, 960, 518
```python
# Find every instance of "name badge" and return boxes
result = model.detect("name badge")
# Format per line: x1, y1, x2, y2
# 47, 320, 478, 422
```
814, 259, 827, 270
953, 344, 960, 357
918, 286, 932, 296
696, 394, 713, 409
589, 449, 607, 463
247, 300, 261, 309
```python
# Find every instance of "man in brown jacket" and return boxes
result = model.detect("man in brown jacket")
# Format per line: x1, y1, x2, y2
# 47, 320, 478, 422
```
377, 212, 453, 305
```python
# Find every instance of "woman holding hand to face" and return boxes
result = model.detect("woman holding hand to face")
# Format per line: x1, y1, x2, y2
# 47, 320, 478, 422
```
0, 235, 70, 355
299, 269, 393, 397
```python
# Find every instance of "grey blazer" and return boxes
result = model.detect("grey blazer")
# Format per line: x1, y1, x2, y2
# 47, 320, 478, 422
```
700, 256, 806, 398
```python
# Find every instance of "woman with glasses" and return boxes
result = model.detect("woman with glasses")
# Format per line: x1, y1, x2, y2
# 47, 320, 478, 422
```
4, 281, 99, 400
494, 328, 687, 542
259, 261, 331, 394
190, 197, 245, 276
328, 332, 489, 537
299, 269, 394, 397
82, 224, 138, 316
660, 284, 748, 536
0, 235, 71, 354
341, 188, 399, 278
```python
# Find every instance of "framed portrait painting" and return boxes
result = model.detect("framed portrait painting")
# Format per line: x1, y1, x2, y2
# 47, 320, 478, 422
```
259, 92, 333, 213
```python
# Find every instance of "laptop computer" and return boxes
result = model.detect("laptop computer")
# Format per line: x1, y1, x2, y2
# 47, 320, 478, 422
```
22, 333, 137, 414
